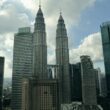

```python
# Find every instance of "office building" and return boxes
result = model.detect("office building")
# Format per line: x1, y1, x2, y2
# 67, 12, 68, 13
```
56, 13, 71, 104
80, 55, 103, 110
80, 55, 97, 105
100, 22, 110, 98
12, 27, 33, 110
22, 6, 60, 110
33, 5, 47, 79
0, 57, 4, 110
100, 22, 110, 110
95, 68, 107, 97
69, 63, 82, 102
22, 78, 59, 110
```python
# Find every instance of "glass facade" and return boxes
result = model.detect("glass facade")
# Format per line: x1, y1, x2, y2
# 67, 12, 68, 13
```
69, 63, 82, 102
12, 27, 33, 110
101, 23, 110, 97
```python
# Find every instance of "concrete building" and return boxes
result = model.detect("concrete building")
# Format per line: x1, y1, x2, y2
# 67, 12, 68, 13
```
100, 22, 110, 98
12, 27, 33, 110
56, 13, 71, 104
80, 55, 103, 110
69, 63, 82, 102
22, 78, 30, 110
22, 77, 59, 110
80, 55, 97, 105
0, 57, 4, 110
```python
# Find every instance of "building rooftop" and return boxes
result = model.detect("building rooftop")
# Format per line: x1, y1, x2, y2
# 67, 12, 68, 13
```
18, 27, 31, 33
101, 21, 110, 27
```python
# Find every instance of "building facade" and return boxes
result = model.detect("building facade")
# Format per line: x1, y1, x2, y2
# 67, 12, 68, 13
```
33, 6, 47, 79
0, 57, 4, 110
100, 22, 110, 110
69, 63, 82, 102
22, 77, 59, 110
80, 55, 97, 105
56, 14, 71, 104
100, 22, 110, 98
21, 6, 60, 110
95, 68, 107, 97
12, 27, 33, 110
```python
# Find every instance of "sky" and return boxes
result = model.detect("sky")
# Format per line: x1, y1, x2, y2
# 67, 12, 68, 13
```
0, 0, 109, 78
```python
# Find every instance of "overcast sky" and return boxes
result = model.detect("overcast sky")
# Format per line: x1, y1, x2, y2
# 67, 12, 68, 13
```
0, 0, 109, 78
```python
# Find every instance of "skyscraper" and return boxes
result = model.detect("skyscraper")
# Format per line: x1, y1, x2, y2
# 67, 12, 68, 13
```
100, 22, 110, 98
0, 57, 4, 110
33, 5, 47, 79
12, 27, 33, 110
69, 63, 82, 102
80, 55, 97, 105
22, 6, 59, 110
56, 13, 71, 104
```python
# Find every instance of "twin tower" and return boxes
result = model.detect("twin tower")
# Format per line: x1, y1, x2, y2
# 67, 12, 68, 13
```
32, 5, 71, 108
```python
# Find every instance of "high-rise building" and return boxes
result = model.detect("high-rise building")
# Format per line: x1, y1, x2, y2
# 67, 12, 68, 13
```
69, 63, 82, 102
33, 6, 47, 79
0, 57, 4, 110
80, 55, 103, 110
95, 68, 107, 97
100, 22, 110, 98
22, 6, 59, 110
80, 55, 97, 105
56, 13, 71, 104
12, 27, 33, 110
100, 22, 110, 110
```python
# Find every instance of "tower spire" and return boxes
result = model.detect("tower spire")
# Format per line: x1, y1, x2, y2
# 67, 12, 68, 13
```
39, 0, 41, 8
60, 8, 62, 16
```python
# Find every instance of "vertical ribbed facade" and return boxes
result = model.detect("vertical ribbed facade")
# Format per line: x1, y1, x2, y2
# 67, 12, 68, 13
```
12, 27, 33, 110
33, 7, 47, 79
56, 14, 71, 104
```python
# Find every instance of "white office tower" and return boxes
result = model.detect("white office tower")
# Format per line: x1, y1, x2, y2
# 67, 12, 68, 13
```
12, 27, 33, 110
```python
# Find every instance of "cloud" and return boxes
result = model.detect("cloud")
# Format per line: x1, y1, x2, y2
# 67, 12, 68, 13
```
69, 32, 103, 63
0, 33, 13, 78
0, 0, 99, 77
48, 32, 103, 66
0, 0, 31, 33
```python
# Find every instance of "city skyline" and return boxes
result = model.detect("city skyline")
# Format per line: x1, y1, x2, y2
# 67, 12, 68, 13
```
0, 0, 110, 77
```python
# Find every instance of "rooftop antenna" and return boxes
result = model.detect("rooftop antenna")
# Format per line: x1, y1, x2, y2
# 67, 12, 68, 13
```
60, 7, 62, 16
39, 0, 41, 8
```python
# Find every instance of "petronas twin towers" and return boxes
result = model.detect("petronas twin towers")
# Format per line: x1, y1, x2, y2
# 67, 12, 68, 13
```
12, 5, 71, 110
33, 5, 71, 109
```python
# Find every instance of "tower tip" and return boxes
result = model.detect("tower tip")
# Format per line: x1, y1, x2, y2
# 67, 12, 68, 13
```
39, 0, 41, 8
60, 8, 62, 16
